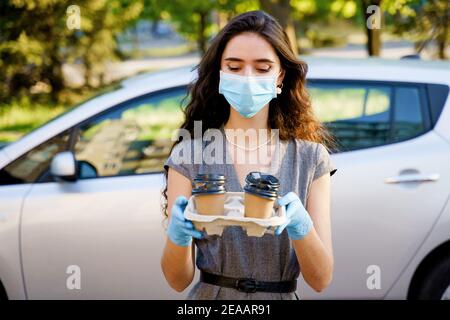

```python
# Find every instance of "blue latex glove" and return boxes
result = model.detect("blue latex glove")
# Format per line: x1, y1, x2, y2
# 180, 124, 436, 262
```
167, 196, 204, 247
275, 192, 313, 240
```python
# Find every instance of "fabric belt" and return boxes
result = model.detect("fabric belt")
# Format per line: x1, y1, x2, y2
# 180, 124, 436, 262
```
200, 271, 297, 293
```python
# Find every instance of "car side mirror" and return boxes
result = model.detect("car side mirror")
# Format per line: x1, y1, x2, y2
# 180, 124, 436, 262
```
50, 151, 78, 182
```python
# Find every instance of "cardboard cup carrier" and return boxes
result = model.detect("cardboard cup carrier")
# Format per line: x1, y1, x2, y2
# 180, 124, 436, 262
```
186, 172, 287, 237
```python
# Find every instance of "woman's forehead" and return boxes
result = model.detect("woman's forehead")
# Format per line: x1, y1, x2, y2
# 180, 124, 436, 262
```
222, 32, 279, 63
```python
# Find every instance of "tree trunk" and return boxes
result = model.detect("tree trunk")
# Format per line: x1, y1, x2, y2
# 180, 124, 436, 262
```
260, 0, 299, 55
84, 58, 92, 89
197, 11, 208, 55
437, 39, 446, 59
361, 0, 382, 56
366, 27, 381, 56
44, 52, 64, 102
437, 0, 448, 60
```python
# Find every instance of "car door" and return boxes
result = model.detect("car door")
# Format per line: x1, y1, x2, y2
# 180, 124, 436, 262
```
298, 80, 450, 299
0, 134, 71, 300
20, 86, 189, 299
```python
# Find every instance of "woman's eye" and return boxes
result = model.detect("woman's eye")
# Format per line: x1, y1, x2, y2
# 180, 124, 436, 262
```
226, 66, 271, 73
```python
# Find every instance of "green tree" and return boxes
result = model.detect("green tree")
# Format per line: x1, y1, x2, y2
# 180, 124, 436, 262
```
361, 0, 382, 56
0, 0, 71, 102
387, 0, 449, 59
155, 0, 217, 55
0, 0, 143, 103
328, 0, 383, 56
291, 0, 343, 51
260, 0, 299, 55
329, 0, 448, 59
72, 0, 143, 87
158, 0, 254, 55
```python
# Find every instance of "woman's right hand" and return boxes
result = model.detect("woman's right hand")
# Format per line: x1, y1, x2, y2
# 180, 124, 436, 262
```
167, 196, 204, 247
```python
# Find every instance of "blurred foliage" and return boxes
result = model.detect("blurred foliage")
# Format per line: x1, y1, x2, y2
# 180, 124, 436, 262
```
386, 0, 449, 59
143, 0, 257, 55
0, 97, 68, 143
0, 0, 447, 141
0, 84, 118, 143
0, 0, 142, 104
72, 0, 143, 87
325, 0, 449, 57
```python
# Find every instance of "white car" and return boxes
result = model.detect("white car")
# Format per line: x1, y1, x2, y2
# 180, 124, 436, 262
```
0, 57, 449, 300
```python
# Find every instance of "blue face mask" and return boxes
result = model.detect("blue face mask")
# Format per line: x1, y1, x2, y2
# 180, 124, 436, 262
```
218, 70, 280, 118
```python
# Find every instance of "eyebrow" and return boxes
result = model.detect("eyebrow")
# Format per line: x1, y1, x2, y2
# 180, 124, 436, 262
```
224, 57, 275, 63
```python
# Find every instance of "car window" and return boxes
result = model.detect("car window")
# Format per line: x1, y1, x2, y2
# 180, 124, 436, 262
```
308, 81, 428, 152
73, 87, 187, 179
10, 85, 120, 143
392, 86, 424, 142
308, 82, 391, 151
0, 130, 70, 185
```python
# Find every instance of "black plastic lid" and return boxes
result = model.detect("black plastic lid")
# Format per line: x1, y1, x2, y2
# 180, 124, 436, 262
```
192, 173, 226, 195
243, 171, 280, 200
193, 173, 226, 182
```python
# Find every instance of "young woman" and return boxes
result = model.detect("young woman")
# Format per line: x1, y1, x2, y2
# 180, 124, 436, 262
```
161, 10, 337, 300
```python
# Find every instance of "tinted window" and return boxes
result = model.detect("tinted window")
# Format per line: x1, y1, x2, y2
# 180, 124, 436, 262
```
309, 82, 391, 151
392, 87, 424, 142
427, 83, 449, 125
308, 81, 429, 152
73, 87, 187, 178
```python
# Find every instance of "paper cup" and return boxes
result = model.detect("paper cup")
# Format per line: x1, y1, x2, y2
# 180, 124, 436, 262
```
244, 192, 275, 219
194, 193, 226, 216
192, 173, 226, 215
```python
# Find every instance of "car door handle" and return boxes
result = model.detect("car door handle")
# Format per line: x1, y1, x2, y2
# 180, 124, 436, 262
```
384, 173, 440, 184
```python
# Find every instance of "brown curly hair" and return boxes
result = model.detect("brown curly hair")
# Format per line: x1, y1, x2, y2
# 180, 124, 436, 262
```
162, 10, 336, 218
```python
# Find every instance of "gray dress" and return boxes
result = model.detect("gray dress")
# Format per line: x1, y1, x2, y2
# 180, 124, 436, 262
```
164, 126, 337, 300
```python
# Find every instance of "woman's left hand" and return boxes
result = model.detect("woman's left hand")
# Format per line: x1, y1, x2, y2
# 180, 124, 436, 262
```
275, 192, 313, 240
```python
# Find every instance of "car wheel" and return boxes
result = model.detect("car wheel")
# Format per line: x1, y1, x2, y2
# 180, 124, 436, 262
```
411, 254, 450, 300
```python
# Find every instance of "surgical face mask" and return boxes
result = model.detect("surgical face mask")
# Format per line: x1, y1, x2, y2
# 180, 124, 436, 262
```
218, 70, 280, 118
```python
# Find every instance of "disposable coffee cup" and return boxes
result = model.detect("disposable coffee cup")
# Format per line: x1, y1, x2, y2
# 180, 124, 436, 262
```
192, 174, 226, 216
243, 172, 280, 219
